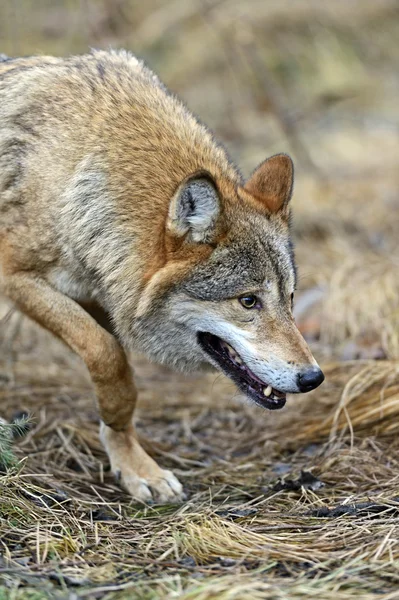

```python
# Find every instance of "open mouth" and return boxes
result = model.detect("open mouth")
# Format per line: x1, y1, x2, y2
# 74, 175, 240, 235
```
197, 332, 286, 410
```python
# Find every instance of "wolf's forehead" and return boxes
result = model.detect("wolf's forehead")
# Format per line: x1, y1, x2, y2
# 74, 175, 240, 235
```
182, 230, 295, 301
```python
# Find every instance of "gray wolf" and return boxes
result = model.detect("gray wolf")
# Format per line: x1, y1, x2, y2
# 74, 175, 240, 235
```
0, 50, 324, 502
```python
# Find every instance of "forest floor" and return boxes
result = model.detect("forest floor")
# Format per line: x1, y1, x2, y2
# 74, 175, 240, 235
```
1, 1, 399, 598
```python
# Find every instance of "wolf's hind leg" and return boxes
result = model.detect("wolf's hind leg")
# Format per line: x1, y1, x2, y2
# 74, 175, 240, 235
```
2, 272, 183, 503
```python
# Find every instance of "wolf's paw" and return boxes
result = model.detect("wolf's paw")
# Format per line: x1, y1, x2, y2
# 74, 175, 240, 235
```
117, 468, 184, 504
100, 422, 184, 504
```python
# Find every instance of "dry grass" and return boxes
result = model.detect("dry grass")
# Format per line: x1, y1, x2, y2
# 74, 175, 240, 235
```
1, 1, 399, 598
1, 310, 398, 600
1, 337, 399, 599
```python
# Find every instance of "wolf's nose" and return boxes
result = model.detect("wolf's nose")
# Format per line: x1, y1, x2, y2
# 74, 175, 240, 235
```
297, 367, 325, 393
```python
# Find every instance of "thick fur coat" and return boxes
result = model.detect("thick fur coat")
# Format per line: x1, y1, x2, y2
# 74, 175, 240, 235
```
0, 50, 323, 502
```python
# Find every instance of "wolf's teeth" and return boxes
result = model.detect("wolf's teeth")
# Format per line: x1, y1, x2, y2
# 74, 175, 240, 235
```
221, 341, 243, 365
264, 385, 273, 397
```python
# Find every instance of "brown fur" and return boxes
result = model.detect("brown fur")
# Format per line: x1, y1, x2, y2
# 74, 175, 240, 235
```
0, 50, 322, 502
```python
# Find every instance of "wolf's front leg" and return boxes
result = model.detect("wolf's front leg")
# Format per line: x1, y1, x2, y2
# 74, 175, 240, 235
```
2, 272, 183, 503
91, 342, 183, 503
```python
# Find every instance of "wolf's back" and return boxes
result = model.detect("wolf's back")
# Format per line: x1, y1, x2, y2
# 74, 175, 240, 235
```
0, 49, 240, 228
0, 54, 62, 77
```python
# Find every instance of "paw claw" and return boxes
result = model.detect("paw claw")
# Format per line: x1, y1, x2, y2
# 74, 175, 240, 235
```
146, 470, 185, 504
163, 469, 184, 495
121, 475, 153, 503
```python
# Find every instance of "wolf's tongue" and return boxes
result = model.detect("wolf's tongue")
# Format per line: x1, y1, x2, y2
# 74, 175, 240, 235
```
271, 388, 286, 399
236, 355, 273, 392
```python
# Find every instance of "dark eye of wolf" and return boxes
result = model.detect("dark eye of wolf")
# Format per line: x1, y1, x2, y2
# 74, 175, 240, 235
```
239, 295, 259, 309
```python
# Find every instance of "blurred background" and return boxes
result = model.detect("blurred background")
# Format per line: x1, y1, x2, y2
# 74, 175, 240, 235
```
1, 0, 398, 363
1, 3, 399, 595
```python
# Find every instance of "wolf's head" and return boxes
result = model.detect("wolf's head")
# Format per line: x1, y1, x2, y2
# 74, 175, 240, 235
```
133, 154, 324, 410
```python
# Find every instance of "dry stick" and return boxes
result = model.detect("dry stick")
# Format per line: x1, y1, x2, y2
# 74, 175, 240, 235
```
0, 306, 16, 330
207, 8, 323, 178
242, 43, 322, 177
135, 0, 224, 48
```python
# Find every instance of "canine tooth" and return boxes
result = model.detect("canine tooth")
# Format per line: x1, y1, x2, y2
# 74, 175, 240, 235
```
236, 356, 243, 365
264, 385, 273, 397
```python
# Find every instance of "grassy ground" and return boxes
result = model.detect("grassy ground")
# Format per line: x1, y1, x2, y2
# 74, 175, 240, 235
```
1, 1, 399, 598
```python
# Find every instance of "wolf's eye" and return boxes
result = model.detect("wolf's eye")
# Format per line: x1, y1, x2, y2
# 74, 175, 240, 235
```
290, 292, 294, 309
239, 295, 259, 309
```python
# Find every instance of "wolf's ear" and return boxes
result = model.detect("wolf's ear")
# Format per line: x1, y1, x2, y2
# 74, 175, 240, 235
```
167, 174, 220, 243
244, 154, 294, 214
